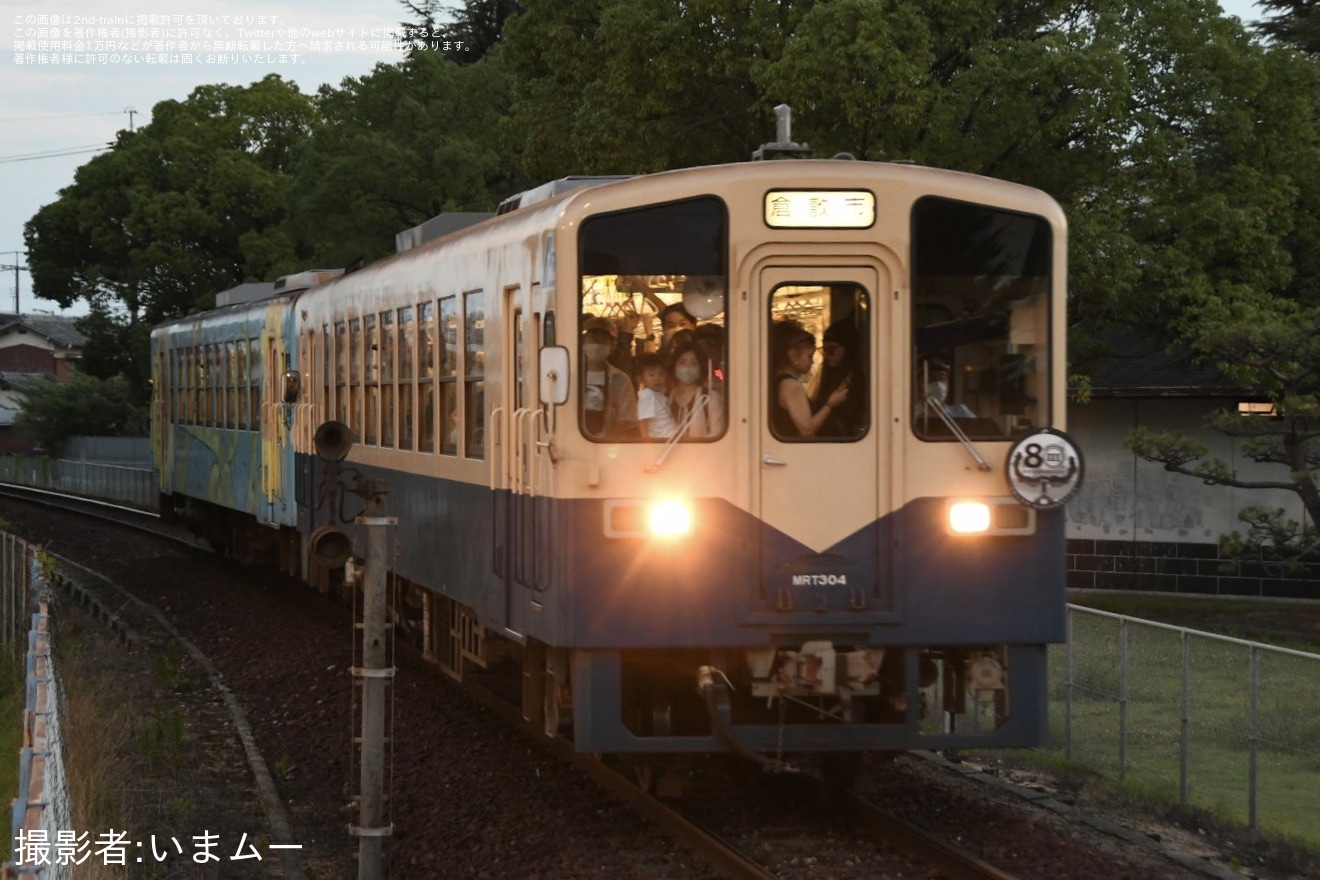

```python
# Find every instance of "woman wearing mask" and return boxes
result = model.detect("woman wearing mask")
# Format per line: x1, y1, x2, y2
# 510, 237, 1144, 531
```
667, 342, 723, 439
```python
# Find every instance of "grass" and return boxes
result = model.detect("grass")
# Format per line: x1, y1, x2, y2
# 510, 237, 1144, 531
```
0, 652, 23, 818
55, 617, 138, 880
1044, 592, 1320, 853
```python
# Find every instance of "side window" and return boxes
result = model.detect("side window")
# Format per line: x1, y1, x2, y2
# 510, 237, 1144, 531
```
419, 301, 436, 452
381, 310, 396, 448
322, 323, 332, 428
439, 296, 459, 455
249, 339, 262, 429
235, 338, 248, 430
349, 318, 362, 440
768, 283, 869, 442
464, 291, 485, 460
335, 322, 348, 427
364, 314, 379, 445
398, 306, 415, 451
224, 341, 237, 429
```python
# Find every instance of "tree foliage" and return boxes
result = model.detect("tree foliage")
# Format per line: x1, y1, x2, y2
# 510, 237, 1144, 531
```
1256, 0, 1320, 55
1126, 297, 1320, 564
293, 51, 522, 267
25, 75, 318, 325
399, 0, 521, 62
13, 372, 149, 456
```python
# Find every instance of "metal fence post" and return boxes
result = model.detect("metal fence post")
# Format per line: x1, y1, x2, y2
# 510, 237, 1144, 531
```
1248, 645, 1259, 829
1119, 617, 1128, 781
1065, 606, 1074, 760
1180, 629, 1190, 805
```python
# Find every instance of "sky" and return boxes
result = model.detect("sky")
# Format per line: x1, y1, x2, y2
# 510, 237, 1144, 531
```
0, 0, 1268, 318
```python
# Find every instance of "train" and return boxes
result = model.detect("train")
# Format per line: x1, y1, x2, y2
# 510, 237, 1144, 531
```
151, 124, 1083, 773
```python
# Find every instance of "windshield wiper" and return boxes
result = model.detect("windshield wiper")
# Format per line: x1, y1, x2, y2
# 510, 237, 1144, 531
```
645, 392, 709, 473
925, 397, 992, 471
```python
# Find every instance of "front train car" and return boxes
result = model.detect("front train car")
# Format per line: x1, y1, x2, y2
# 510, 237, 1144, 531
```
527, 160, 1080, 757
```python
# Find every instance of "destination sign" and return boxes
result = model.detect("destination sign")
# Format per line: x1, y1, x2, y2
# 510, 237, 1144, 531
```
764, 190, 875, 229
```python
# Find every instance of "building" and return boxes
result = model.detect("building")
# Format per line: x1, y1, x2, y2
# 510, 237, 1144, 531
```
1067, 330, 1318, 598
0, 313, 87, 453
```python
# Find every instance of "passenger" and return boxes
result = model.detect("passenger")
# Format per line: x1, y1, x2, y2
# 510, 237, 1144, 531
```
772, 321, 847, 439
694, 323, 726, 390
581, 316, 638, 439
666, 327, 696, 361
635, 353, 678, 439
659, 303, 697, 356
667, 342, 724, 439
917, 361, 975, 420
813, 319, 865, 437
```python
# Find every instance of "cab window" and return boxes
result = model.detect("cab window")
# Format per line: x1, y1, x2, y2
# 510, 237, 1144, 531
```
911, 197, 1052, 440
578, 196, 728, 442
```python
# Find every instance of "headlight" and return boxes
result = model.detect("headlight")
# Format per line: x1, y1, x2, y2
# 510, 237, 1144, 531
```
649, 500, 692, 537
948, 501, 991, 534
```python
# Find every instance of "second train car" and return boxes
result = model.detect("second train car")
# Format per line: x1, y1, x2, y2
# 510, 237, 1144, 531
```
153, 152, 1082, 762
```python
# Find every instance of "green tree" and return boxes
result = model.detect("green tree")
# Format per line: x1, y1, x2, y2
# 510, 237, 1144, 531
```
398, 0, 521, 63
292, 51, 522, 267
1256, 0, 1320, 55
14, 372, 149, 456
24, 74, 319, 324
1126, 296, 1320, 564
501, 0, 1317, 340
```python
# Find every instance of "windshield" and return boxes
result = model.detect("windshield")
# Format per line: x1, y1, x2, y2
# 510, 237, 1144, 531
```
578, 196, 728, 442
911, 197, 1052, 441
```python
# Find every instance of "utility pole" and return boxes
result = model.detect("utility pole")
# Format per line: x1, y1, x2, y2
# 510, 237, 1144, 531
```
310, 421, 395, 880
353, 482, 394, 880
124, 105, 137, 133
0, 252, 26, 314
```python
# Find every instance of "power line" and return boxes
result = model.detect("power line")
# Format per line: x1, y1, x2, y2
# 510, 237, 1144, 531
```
0, 110, 124, 123
0, 144, 113, 164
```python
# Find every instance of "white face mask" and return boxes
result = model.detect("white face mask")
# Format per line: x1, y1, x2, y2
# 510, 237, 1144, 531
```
675, 365, 701, 385
927, 380, 948, 402
583, 343, 610, 363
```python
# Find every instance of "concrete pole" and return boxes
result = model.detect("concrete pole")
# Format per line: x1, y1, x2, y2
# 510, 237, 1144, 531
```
355, 481, 394, 880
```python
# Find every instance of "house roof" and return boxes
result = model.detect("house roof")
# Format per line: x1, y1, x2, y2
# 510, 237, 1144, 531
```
0, 371, 52, 390
1084, 327, 1252, 398
0, 313, 87, 348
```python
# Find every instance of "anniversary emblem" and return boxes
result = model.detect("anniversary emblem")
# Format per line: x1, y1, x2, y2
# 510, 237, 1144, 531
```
1006, 428, 1085, 509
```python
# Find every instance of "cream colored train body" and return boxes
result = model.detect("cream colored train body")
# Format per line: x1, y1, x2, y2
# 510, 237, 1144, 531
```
156, 159, 1080, 757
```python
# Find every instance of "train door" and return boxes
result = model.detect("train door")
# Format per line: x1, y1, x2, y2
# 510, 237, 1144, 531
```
494, 286, 535, 638
753, 263, 895, 619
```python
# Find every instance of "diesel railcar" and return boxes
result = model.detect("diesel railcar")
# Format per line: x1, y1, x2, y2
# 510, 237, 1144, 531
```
152, 155, 1082, 765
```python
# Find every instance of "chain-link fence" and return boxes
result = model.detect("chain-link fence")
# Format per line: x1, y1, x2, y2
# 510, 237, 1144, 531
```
1049, 605, 1320, 847
0, 456, 157, 512
3, 536, 71, 880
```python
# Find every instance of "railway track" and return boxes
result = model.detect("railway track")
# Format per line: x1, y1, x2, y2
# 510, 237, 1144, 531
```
454, 659, 1024, 880
1, 484, 1221, 880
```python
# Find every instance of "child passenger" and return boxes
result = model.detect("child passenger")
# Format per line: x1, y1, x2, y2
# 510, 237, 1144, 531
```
635, 353, 678, 439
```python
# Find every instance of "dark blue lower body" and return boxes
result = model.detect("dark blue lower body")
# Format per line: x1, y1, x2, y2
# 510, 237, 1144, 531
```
295, 455, 1064, 752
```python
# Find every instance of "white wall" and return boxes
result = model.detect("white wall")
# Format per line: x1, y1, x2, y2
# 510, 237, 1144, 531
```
1067, 398, 1307, 543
